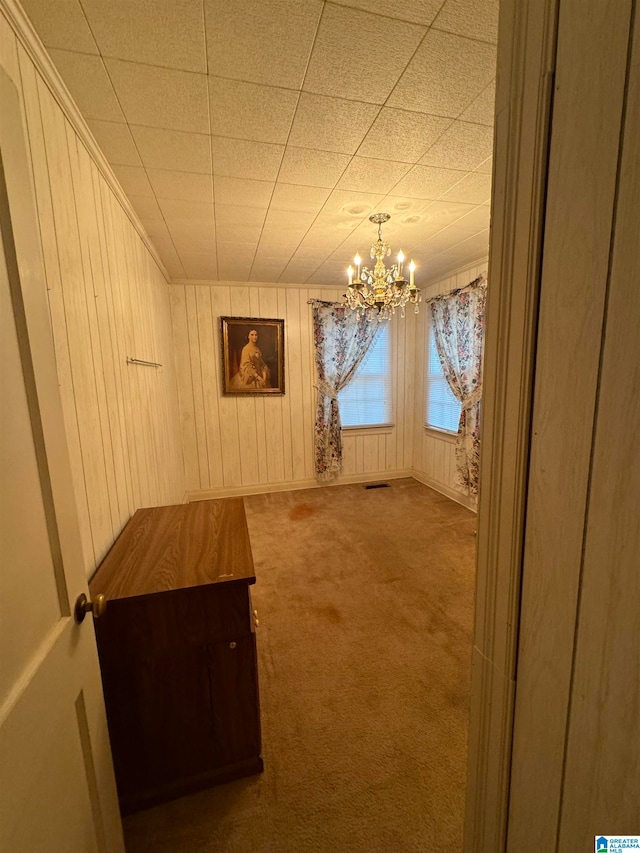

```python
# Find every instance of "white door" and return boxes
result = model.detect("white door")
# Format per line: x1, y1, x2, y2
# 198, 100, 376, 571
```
0, 69, 124, 852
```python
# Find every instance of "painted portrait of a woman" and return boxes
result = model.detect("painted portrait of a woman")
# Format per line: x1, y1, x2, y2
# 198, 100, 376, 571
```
221, 317, 285, 395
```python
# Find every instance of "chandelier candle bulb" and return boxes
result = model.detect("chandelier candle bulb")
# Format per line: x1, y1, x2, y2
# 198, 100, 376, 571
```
409, 260, 415, 287
397, 250, 404, 280
354, 253, 361, 282
348, 265, 353, 286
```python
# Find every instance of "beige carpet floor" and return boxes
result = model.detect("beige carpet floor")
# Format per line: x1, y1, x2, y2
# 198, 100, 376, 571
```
123, 478, 477, 852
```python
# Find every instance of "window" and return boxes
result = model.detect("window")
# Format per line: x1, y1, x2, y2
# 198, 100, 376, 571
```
425, 320, 461, 432
339, 322, 392, 428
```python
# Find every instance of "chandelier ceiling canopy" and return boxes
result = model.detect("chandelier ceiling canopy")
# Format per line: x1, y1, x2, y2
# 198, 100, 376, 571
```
345, 214, 421, 321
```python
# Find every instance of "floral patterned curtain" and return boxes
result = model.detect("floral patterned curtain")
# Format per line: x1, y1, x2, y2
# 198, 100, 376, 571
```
429, 276, 487, 495
312, 301, 380, 480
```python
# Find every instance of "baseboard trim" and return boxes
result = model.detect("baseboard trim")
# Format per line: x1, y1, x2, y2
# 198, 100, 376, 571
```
411, 470, 478, 512
184, 469, 414, 502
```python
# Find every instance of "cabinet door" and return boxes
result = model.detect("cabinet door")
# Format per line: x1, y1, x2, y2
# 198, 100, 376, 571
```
101, 646, 217, 807
207, 634, 261, 766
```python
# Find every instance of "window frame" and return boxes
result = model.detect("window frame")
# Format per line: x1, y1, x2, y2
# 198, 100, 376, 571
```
424, 313, 461, 435
339, 321, 395, 431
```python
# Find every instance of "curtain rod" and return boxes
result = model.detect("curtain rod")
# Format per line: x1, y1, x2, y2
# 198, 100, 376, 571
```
424, 274, 486, 304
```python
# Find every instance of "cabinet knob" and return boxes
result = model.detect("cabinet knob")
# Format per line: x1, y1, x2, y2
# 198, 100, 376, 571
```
74, 593, 107, 623
229, 641, 237, 649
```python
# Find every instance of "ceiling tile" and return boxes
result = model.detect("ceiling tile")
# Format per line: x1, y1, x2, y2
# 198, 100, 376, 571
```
333, 0, 444, 26
288, 94, 380, 155
128, 195, 163, 221
217, 242, 259, 264
388, 30, 496, 117
150, 232, 186, 277
217, 260, 253, 281
204, 0, 323, 88
278, 147, 351, 188
291, 245, 334, 261
216, 223, 264, 244
170, 229, 216, 253
357, 108, 452, 162
215, 205, 267, 228
433, 0, 500, 44
307, 262, 347, 286
459, 79, 496, 125
130, 126, 211, 173
209, 78, 298, 144
382, 196, 445, 217
47, 49, 124, 122
179, 253, 218, 279
79, 0, 206, 72
320, 189, 384, 218
420, 217, 483, 254
86, 119, 141, 166
440, 171, 491, 203
167, 221, 216, 244
279, 264, 317, 284
270, 184, 331, 212
392, 165, 468, 199
158, 198, 215, 224
253, 246, 291, 262
211, 137, 284, 181
111, 165, 154, 197
19, 0, 98, 53
259, 228, 307, 250
420, 120, 494, 170
105, 59, 209, 134
213, 177, 274, 208
263, 209, 316, 230
476, 155, 493, 174
417, 199, 476, 231
453, 204, 491, 231
147, 169, 213, 202
250, 261, 288, 281
337, 157, 412, 194
303, 5, 426, 104
140, 218, 171, 241
420, 227, 489, 272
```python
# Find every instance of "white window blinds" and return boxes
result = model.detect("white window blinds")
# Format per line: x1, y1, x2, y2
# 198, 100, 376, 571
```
339, 322, 392, 428
425, 320, 461, 432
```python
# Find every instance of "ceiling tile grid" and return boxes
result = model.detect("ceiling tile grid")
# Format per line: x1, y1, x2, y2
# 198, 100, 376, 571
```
23, 0, 497, 286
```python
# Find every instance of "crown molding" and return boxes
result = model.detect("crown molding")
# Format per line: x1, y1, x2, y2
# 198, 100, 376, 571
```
1, 0, 170, 283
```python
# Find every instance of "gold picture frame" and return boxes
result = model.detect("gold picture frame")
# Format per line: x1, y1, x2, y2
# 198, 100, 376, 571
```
220, 316, 285, 395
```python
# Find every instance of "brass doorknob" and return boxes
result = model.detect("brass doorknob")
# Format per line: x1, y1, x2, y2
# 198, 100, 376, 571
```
74, 593, 107, 623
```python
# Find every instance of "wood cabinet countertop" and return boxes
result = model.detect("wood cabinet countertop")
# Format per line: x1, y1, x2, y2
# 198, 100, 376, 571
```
89, 498, 255, 601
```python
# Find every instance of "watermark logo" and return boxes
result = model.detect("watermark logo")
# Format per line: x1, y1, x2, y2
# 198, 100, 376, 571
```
595, 838, 640, 852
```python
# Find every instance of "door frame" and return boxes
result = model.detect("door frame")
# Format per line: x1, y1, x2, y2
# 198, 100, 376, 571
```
464, 0, 560, 849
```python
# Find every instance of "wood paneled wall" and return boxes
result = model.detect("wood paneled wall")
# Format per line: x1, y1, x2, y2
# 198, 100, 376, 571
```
412, 260, 487, 509
1, 11, 184, 576
170, 282, 415, 497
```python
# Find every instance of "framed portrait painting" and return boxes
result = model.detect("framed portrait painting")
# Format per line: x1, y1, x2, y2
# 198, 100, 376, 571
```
220, 316, 285, 395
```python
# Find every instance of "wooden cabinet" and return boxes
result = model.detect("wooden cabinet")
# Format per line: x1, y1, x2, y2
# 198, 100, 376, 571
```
89, 499, 262, 814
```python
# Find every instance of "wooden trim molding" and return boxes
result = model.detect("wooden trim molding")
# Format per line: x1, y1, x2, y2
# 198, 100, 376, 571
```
185, 469, 414, 502
463, 0, 560, 850
411, 471, 477, 511
0, 0, 169, 283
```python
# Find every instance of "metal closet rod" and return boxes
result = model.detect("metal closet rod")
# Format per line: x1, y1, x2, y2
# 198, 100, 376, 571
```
126, 356, 162, 368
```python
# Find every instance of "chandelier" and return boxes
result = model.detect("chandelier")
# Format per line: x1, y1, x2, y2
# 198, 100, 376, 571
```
345, 213, 421, 321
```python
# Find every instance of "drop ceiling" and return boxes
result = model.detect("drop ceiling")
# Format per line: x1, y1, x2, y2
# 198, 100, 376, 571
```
20, 0, 497, 286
